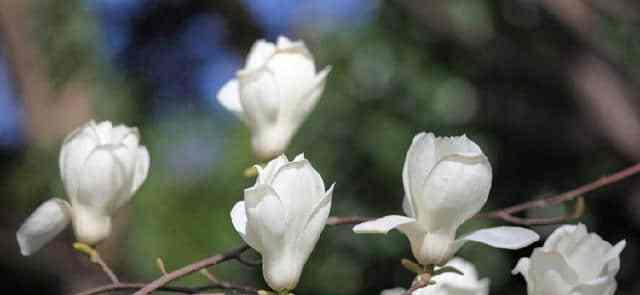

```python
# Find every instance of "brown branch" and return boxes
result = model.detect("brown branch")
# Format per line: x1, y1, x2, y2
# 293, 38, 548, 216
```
326, 216, 372, 226
478, 162, 640, 224
73, 283, 195, 295
73, 282, 257, 295
132, 244, 251, 295
92, 250, 120, 284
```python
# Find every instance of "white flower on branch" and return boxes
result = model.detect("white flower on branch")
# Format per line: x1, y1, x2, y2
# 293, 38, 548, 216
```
512, 223, 625, 295
17, 120, 150, 255
382, 257, 489, 295
354, 132, 539, 266
230, 154, 334, 292
217, 36, 331, 160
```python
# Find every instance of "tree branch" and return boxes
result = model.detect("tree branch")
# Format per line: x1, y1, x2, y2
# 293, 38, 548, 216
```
132, 244, 251, 295
326, 216, 372, 226
478, 162, 640, 222
73, 282, 257, 295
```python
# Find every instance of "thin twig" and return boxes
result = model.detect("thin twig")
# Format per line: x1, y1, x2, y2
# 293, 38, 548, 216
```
73, 283, 195, 295
72, 282, 257, 295
326, 216, 372, 226
73, 243, 120, 284
478, 162, 640, 223
235, 253, 261, 267
92, 250, 120, 284
132, 244, 251, 295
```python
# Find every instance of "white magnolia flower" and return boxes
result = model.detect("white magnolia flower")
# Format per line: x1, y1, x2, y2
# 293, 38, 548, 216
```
230, 154, 333, 292
217, 36, 331, 160
354, 133, 539, 266
381, 258, 489, 295
17, 120, 150, 255
512, 223, 626, 295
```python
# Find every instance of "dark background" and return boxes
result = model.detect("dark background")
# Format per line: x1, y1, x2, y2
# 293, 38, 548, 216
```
0, 0, 639, 294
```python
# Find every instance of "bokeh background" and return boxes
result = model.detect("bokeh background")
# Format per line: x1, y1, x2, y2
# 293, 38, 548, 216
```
1, 0, 639, 294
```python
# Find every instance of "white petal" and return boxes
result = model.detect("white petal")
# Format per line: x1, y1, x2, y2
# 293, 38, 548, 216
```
230, 201, 261, 251
455, 226, 539, 250
434, 135, 484, 159
538, 270, 574, 295
244, 184, 286, 253
130, 146, 150, 195
512, 258, 534, 295
573, 276, 617, 295
402, 133, 436, 220
543, 223, 625, 282
380, 288, 406, 295
75, 146, 128, 214
256, 154, 289, 184
417, 154, 491, 232
434, 258, 490, 294
237, 64, 281, 128
293, 153, 306, 161
230, 201, 247, 236
217, 79, 248, 123
353, 215, 417, 234
59, 124, 99, 202
270, 159, 325, 227
603, 240, 626, 275
95, 121, 113, 144
295, 183, 333, 269
279, 66, 331, 130
402, 194, 415, 218
245, 39, 276, 70
111, 125, 140, 148
528, 249, 576, 293
276, 36, 313, 60
268, 50, 317, 121
17, 199, 71, 256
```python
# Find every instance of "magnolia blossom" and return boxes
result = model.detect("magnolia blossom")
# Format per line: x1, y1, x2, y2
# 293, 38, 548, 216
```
512, 223, 625, 295
17, 120, 150, 255
381, 257, 489, 295
230, 154, 333, 291
217, 36, 331, 160
354, 133, 539, 265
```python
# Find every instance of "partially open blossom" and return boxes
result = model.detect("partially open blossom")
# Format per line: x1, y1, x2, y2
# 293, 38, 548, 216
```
217, 36, 331, 160
512, 223, 625, 295
381, 257, 489, 295
17, 120, 150, 255
354, 133, 539, 265
230, 154, 333, 292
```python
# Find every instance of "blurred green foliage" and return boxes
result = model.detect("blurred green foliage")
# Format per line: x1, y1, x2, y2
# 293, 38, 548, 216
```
4, 1, 640, 295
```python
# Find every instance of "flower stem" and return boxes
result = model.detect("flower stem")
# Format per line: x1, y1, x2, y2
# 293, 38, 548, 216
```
73, 242, 120, 284
403, 264, 434, 295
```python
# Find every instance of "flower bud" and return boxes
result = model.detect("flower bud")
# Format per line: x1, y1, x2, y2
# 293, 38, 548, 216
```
513, 223, 625, 295
231, 154, 333, 291
17, 120, 150, 255
355, 133, 538, 265
218, 36, 331, 160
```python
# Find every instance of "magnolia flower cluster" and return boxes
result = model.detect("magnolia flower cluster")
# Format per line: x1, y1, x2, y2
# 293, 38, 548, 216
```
17, 120, 149, 255
354, 133, 539, 265
16, 35, 629, 295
